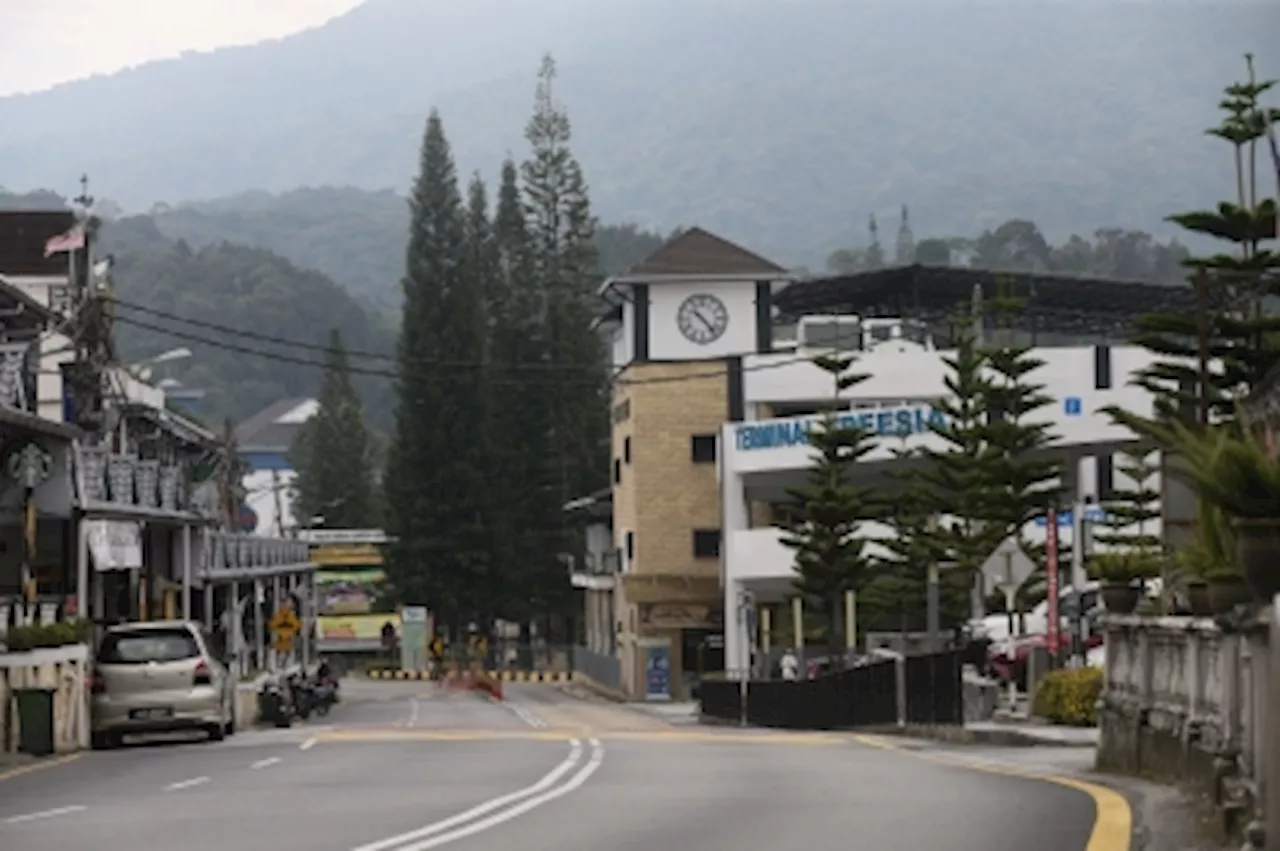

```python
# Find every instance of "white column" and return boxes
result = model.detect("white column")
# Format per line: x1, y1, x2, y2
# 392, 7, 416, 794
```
181, 525, 192, 621
720, 424, 750, 677
76, 516, 89, 621
253, 578, 265, 671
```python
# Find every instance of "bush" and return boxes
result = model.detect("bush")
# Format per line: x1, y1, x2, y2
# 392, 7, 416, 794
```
2, 619, 94, 652
1032, 667, 1103, 726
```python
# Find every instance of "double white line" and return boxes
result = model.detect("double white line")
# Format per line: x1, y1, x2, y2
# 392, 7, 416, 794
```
351, 738, 604, 851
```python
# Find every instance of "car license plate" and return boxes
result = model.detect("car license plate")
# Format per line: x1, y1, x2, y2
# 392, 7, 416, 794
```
129, 707, 173, 720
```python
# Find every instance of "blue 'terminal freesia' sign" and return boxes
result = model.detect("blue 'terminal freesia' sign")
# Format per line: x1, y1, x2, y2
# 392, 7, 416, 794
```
734, 406, 947, 452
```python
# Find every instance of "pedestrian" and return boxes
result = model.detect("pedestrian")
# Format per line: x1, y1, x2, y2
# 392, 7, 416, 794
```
779, 648, 800, 681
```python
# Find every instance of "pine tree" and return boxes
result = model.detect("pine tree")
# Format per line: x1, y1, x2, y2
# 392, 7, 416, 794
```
895, 204, 915, 265
864, 214, 885, 269
384, 110, 488, 624
289, 328, 375, 529
915, 317, 1004, 584
775, 355, 879, 660
981, 328, 1063, 547
520, 54, 610, 632
1108, 57, 1280, 435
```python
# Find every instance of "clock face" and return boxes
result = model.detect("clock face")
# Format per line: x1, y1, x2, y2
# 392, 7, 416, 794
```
676, 294, 729, 345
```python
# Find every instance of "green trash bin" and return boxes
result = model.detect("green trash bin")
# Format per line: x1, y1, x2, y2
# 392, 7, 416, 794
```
15, 688, 56, 757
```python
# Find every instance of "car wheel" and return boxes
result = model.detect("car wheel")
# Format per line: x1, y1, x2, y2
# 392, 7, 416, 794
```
91, 731, 119, 750
206, 722, 225, 742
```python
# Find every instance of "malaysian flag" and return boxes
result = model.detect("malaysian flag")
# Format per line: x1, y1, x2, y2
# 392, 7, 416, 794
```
43, 225, 85, 258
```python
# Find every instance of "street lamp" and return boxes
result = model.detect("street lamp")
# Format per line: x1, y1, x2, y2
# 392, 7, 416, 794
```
130, 347, 193, 382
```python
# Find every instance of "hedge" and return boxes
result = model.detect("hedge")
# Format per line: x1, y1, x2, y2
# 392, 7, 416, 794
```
2, 619, 94, 652
1032, 666, 1103, 726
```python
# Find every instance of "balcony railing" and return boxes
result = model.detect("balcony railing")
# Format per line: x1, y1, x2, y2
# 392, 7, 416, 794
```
201, 532, 312, 580
79, 446, 194, 514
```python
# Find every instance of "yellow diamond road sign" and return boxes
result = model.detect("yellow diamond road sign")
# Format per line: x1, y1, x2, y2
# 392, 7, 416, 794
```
270, 607, 301, 637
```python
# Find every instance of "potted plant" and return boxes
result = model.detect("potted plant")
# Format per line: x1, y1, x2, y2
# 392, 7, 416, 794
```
1087, 552, 1153, 614
1161, 419, 1280, 602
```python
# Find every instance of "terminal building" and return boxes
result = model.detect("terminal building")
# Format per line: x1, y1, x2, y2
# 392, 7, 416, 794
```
575, 229, 1204, 701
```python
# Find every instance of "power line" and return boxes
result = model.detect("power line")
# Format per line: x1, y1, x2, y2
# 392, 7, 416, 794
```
111, 309, 839, 387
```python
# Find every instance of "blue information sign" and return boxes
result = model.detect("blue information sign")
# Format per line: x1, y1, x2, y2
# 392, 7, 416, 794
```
644, 645, 671, 701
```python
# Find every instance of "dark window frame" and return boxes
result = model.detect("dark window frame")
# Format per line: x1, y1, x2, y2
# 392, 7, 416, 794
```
692, 529, 722, 559
691, 434, 717, 463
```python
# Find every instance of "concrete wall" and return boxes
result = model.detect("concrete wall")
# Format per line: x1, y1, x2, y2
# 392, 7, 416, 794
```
1097, 614, 1271, 841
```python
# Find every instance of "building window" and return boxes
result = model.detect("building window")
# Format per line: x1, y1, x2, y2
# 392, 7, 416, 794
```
692, 529, 721, 559
613, 458, 621, 484
625, 532, 635, 563
624, 436, 632, 464
1095, 345, 1112, 390
1096, 454, 1115, 501
691, 434, 717, 463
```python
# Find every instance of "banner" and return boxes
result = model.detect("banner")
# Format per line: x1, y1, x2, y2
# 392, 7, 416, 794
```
317, 613, 401, 644
316, 568, 386, 615
85, 520, 143, 570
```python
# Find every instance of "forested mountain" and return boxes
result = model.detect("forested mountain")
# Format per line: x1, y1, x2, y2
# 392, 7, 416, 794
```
1, 0, 1272, 264
0, 186, 666, 425
99, 214, 398, 429
143, 189, 671, 309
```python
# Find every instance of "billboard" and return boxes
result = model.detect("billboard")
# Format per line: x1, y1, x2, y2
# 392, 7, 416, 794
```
317, 612, 401, 652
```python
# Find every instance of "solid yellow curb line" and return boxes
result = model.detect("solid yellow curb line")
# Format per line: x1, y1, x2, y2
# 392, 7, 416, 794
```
0, 752, 83, 783
850, 734, 1132, 851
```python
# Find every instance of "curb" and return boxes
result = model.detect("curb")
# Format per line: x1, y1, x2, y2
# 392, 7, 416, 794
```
861, 723, 1099, 749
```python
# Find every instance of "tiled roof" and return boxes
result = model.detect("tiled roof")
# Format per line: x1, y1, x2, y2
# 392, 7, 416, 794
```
622, 227, 786, 278
234, 398, 316, 451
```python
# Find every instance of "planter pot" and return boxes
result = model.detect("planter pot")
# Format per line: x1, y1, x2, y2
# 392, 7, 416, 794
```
1207, 575, 1252, 614
1185, 580, 1213, 617
1234, 518, 1280, 602
1100, 583, 1141, 614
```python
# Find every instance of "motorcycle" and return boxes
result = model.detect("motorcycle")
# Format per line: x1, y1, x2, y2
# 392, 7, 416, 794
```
310, 673, 339, 716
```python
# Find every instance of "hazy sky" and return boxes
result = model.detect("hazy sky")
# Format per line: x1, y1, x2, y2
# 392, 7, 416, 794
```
0, 0, 364, 96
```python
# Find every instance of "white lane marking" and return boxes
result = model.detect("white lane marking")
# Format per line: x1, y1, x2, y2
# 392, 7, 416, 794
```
165, 776, 210, 791
5, 805, 87, 824
505, 701, 546, 729
393, 739, 605, 851
251, 757, 282, 770
300, 737, 317, 751
352, 739, 584, 851
408, 697, 420, 728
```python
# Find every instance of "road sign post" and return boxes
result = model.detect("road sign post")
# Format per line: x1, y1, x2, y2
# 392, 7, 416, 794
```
1045, 508, 1062, 662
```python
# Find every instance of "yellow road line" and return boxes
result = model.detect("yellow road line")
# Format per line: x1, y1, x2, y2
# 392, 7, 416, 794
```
850, 734, 1132, 851
0, 753, 83, 783
317, 728, 845, 746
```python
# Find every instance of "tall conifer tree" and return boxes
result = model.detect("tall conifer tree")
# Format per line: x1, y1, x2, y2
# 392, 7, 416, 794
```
290, 328, 375, 529
384, 111, 488, 625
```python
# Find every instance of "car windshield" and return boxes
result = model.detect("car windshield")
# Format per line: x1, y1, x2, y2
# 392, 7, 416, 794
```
99, 630, 200, 664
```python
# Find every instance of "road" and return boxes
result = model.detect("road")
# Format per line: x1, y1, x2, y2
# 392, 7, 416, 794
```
0, 679, 1126, 851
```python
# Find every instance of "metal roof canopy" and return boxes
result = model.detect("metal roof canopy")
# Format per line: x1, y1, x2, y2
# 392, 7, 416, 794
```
773, 265, 1218, 334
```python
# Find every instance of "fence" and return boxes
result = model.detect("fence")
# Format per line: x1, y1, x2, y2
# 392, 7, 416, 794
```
0, 644, 91, 755
905, 649, 965, 724
700, 648, 962, 730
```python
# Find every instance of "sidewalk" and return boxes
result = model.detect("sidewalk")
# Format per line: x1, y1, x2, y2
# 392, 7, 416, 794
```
629, 700, 699, 724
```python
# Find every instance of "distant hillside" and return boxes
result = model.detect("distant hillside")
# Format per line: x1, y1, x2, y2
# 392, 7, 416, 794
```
146, 189, 671, 309
98, 214, 397, 428
1, 0, 1272, 264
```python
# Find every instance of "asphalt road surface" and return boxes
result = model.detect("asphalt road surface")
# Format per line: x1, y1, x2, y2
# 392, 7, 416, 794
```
0, 680, 1124, 851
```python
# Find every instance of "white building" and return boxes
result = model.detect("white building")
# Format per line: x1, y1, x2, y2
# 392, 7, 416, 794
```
585, 228, 1200, 698
718, 339, 1163, 674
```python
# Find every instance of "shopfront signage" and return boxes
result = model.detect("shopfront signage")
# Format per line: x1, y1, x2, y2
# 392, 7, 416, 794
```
733, 406, 947, 452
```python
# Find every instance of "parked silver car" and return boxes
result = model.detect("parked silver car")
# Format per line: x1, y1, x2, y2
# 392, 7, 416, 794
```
91, 620, 235, 749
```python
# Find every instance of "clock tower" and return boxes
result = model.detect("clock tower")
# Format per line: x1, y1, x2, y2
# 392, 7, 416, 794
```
588, 227, 793, 701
